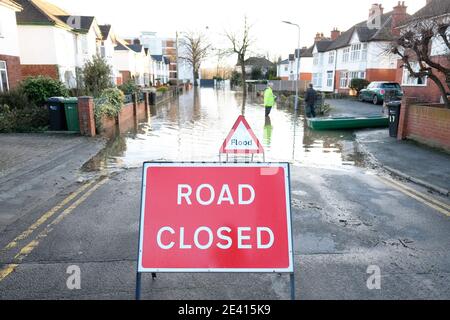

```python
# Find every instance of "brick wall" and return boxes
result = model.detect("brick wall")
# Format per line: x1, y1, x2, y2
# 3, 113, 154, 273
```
396, 56, 449, 104
366, 69, 397, 82
0, 54, 22, 89
120, 71, 132, 83
21, 64, 59, 80
398, 98, 450, 152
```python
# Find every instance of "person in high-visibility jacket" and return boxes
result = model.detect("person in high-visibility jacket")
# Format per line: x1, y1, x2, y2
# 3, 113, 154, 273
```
264, 83, 276, 117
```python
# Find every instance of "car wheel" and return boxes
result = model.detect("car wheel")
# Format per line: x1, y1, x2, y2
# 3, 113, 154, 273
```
373, 95, 379, 105
358, 94, 364, 102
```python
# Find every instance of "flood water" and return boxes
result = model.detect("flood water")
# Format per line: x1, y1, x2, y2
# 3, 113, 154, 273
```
82, 88, 366, 174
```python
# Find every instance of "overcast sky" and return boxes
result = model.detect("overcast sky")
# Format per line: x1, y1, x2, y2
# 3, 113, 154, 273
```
49, 0, 425, 67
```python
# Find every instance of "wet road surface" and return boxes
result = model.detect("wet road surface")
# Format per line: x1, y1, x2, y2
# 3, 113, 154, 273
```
0, 88, 449, 299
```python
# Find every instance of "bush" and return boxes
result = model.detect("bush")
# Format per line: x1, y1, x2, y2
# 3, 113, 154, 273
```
118, 80, 139, 95
350, 78, 370, 95
94, 88, 124, 131
20, 76, 69, 106
0, 88, 50, 132
0, 104, 49, 133
81, 55, 113, 97
0, 88, 33, 110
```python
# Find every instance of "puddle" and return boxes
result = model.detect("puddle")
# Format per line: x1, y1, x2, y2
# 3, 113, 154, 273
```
82, 88, 368, 175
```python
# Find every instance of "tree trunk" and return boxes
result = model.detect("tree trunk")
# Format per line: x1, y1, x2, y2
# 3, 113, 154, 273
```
240, 60, 247, 98
428, 73, 450, 108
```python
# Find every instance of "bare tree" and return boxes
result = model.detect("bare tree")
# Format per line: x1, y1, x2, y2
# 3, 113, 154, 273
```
179, 31, 211, 86
225, 16, 254, 96
390, 17, 450, 108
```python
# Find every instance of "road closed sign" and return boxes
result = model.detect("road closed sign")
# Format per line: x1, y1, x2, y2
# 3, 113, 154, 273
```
137, 162, 293, 273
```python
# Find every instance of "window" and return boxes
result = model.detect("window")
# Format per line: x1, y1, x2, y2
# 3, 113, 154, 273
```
340, 71, 348, 88
328, 51, 335, 64
0, 61, 9, 93
361, 43, 368, 61
350, 44, 362, 61
284, 65, 288, 72
313, 73, 322, 87
402, 63, 427, 86
342, 48, 350, 63
326, 71, 333, 87
313, 54, 319, 66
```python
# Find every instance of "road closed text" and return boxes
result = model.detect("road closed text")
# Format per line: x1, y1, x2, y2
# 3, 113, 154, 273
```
157, 184, 274, 250
157, 226, 275, 250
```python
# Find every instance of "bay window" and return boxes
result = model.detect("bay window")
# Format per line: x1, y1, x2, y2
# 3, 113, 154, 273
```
402, 63, 427, 86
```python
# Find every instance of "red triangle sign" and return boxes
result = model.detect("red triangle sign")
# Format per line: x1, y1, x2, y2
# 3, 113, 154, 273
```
220, 116, 265, 154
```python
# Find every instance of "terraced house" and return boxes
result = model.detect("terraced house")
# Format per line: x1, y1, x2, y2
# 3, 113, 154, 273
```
311, 2, 410, 94
14, 0, 103, 88
0, 0, 22, 92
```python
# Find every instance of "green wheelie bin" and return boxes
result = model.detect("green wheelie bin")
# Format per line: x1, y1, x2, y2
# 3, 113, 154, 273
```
63, 98, 80, 132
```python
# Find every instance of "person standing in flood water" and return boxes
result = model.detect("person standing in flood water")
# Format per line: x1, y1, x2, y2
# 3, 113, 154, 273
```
264, 83, 276, 117
304, 83, 317, 118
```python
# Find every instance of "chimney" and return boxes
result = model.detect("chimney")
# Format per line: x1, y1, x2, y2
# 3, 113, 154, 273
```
314, 32, 323, 43
133, 38, 141, 45
369, 3, 384, 22
391, 1, 408, 36
331, 28, 341, 41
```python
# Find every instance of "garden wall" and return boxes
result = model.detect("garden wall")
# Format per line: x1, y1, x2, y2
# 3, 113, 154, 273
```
398, 97, 450, 152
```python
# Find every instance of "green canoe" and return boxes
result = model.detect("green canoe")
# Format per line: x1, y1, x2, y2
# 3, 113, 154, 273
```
307, 116, 389, 131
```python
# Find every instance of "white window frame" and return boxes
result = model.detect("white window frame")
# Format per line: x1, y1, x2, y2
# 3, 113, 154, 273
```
326, 71, 333, 87
402, 63, 427, 87
313, 53, 319, 66
328, 51, 335, 64
340, 71, 348, 88
0, 61, 10, 93
361, 43, 368, 61
342, 48, 350, 63
350, 44, 362, 62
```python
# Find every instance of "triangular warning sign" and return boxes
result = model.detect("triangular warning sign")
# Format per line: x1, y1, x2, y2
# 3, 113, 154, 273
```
220, 115, 264, 154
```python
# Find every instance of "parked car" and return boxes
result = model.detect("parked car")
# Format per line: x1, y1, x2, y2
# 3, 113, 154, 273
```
359, 82, 403, 105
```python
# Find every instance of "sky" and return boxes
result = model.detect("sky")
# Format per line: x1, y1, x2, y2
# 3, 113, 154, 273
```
48, 0, 426, 67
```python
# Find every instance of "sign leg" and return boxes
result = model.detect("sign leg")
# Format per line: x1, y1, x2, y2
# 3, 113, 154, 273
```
290, 273, 296, 300
135, 272, 142, 300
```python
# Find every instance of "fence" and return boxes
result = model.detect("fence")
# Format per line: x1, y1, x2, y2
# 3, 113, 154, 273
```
250, 80, 311, 93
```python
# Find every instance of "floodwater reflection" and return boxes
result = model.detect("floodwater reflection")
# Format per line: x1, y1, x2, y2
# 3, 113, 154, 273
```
83, 88, 365, 173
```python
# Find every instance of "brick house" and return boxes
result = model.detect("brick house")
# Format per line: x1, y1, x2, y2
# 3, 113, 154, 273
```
0, 0, 22, 92
395, 0, 450, 103
311, 2, 410, 94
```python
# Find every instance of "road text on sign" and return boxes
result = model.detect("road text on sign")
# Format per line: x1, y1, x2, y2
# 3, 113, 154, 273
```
137, 163, 293, 273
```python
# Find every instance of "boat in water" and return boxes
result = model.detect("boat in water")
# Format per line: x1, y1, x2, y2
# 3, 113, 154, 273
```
307, 116, 389, 131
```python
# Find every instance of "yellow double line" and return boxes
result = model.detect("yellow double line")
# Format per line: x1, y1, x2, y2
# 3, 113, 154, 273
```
0, 177, 108, 282
378, 175, 450, 217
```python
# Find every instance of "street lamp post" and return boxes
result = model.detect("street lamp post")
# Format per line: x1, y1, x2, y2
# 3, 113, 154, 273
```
282, 21, 301, 111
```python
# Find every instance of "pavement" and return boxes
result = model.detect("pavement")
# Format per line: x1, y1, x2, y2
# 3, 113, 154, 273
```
326, 98, 450, 195
0, 133, 105, 233
356, 129, 450, 195
326, 98, 385, 117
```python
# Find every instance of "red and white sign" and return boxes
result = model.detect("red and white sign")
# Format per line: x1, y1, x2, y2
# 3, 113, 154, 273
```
219, 116, 264, 154
138, 163, 293, 273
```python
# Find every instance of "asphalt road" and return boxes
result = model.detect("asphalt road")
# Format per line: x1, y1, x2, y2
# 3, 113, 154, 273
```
0, 163, 449, 300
